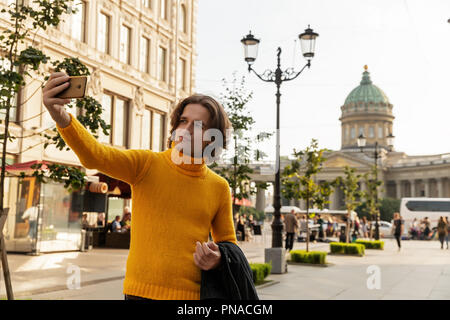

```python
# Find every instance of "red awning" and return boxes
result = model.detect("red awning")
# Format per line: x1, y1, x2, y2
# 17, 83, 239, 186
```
231, 196, 253, 207
2, 160, 50, 175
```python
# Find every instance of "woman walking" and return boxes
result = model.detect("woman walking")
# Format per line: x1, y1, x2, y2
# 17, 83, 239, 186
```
437, 216, 448, 250
392, 213, 404, 251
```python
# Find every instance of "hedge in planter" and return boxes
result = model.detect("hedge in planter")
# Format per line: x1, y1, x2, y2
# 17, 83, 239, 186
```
290, 250, 327, 265
249, 263, 272, 285
329, 242, 365, 256
355, 239, 384, 250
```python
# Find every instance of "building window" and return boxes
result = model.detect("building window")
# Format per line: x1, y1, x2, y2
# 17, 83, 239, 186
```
180, 4, 187, 33
160, 0, 168, 20
100, 93, 129, 148
139, 36, 150, 73
177, 58, 186, 91
113, 98, 128, 147
350, 127, 355, 139
369, 126, 374, 138
141, 109, 152, 150
71, 1, 86, 42
358, 127, 364, 137
378, 126, 383, 139
98, 12, 110, 54
158, 46, 167, 82
0, 59, 18, 122
141, 108, 165, 151
152, 112, 164, 151
120, 24, 131, 64
99, 93, 113, 143
143, 0, 152, 9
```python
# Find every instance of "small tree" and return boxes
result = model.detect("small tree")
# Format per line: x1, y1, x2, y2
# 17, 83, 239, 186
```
209, 73, 271, 215
334, 166, 363, 243
0, 1, 109, 300
281, 139, 332, 252
361, 165, 383, 239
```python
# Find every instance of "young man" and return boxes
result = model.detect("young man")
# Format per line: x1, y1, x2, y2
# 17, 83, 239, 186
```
42, 72, 237, 300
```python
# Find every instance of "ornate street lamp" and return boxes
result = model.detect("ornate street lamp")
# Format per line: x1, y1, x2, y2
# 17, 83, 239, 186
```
241, 26, 319, 264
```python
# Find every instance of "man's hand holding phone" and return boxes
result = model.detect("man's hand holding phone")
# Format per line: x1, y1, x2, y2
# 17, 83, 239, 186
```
42, 72, 87, 128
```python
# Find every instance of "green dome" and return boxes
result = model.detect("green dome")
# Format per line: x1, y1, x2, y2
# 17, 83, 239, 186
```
344, 68, 389, 105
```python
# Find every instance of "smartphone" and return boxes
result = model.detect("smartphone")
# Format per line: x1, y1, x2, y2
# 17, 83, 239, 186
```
55, 75, 87, 99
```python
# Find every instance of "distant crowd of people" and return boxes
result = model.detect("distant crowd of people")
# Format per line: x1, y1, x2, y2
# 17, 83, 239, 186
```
233, 213, 258, 242
81, 206, 132, 233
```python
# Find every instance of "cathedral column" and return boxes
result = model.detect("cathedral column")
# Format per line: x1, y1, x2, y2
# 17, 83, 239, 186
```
396, 180, 402, 199
424, 179, 430, 198
437, 178, 444, 198
255, 185, 266, 213
410, 179, 416, 197
331, 186, 340, 210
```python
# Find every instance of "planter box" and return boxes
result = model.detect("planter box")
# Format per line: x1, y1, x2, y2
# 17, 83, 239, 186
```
287, 260, 333, 267
328, 252, 364, 257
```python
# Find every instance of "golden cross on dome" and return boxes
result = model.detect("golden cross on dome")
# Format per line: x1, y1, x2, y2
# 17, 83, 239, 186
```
364, 65, 368, 71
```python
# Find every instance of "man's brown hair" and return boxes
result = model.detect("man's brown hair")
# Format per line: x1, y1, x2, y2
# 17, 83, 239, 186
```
167, 94, 232, 150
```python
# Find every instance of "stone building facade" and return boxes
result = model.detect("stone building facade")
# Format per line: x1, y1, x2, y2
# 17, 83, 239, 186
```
1, 0, 198, 169
251, 66, 450, 212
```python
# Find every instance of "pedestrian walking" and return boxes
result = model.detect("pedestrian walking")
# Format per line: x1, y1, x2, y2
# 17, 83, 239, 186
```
446, 217, 450, 250
361, 216, 369, 238
284, 209, 298, 251
437, 216, 448, 250
236, 215, 246, 242
392, 212, 404, 251
43, 73, 241, 300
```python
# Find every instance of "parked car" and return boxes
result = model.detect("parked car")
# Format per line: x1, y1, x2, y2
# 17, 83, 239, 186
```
369, 220, 393, 238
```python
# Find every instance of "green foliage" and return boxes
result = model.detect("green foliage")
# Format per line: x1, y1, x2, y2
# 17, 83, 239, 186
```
249, 263, 272, 285
329, 242, 365, 256
209, 73, 272, 214
281, 139, 332, 216
333, 166, 363, 243
290, 250, 327, 264
355, 240, 384, 250
281, 139, 332, 251
30, 162, 86, 192
0, 0, 109, 201
238, 206, 265, 222
361, 165, 383, 219
379, 198, 400, 222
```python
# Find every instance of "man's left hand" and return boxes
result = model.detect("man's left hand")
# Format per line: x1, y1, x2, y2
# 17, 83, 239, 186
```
193, 241, 221, 271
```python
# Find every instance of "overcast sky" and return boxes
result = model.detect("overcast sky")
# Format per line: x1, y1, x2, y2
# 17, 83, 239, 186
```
195, 0, 450, 161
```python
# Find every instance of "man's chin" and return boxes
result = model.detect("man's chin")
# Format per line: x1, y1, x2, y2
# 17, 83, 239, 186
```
174, 141, 203, 157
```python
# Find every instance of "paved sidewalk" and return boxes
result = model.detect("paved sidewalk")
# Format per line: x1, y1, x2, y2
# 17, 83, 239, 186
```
1, 227, 449, 300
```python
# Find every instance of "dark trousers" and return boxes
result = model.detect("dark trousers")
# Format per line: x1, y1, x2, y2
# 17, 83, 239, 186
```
395, 234, 401, 248
124, 294, 153, 300
438, 234, 445, 248
285, 232, 295, 251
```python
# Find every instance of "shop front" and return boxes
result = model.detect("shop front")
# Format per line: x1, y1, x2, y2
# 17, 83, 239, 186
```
2, 161, 108, 254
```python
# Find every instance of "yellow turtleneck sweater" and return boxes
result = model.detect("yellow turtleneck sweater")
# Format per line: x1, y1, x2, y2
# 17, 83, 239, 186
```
57, 113, 237, 300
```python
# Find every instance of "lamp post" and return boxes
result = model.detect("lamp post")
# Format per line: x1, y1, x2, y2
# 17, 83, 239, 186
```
241, 26, 319, 249
357, 133, 395, 240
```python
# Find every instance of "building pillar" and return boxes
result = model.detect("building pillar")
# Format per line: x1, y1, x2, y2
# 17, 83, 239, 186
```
300, 199, 306, 211
437, 178, 444, 198
410, 179, 416, 197
331, 186, 340, 210
424, 179, 430, 198
396, 180, 402, 199
255, 185, 266, 213
360, 180, 367, 193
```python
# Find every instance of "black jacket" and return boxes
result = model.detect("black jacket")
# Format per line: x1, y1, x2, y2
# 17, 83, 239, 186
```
200, 241, 259, 300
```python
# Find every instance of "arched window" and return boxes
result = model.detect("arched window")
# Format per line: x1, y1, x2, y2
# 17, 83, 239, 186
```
180, 4, 187, 33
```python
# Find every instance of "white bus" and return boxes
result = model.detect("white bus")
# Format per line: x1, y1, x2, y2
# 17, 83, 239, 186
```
399, 198, 450, 236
